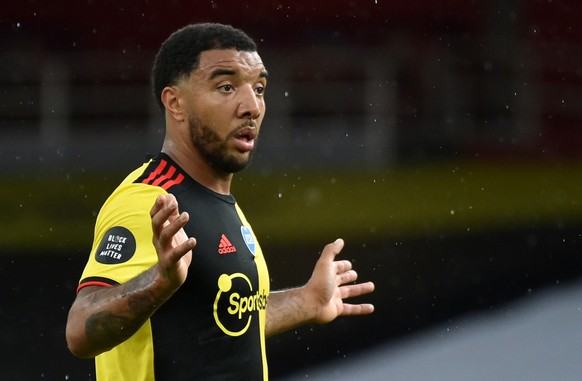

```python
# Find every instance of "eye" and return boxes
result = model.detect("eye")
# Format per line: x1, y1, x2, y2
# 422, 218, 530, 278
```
254, 85, 265, 96
218, 84, 234, 93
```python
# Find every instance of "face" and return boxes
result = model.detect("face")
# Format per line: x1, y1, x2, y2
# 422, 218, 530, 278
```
180, 49, 267, 174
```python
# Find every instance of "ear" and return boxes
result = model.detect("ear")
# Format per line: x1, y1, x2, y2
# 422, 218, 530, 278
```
161, 86, 186, 122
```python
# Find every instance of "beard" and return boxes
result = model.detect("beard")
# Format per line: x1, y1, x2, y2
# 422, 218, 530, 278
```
188, 115, 256, 174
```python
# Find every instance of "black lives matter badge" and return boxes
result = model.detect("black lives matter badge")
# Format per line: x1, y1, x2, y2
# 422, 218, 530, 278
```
95, 226, 136, 264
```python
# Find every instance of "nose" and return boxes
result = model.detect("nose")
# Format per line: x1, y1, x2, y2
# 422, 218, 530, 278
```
237, 85, 262, 120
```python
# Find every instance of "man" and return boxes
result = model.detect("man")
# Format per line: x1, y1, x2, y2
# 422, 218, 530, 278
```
66, 23, 375, 380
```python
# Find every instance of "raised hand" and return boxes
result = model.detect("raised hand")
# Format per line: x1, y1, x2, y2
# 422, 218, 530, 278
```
265, 238, 375, 337
150, 194, 196, 288
304, 239, 375, 324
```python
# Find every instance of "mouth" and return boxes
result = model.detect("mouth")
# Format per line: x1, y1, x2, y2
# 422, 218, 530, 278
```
233, 126, 257, 152
235, 126, 257, 142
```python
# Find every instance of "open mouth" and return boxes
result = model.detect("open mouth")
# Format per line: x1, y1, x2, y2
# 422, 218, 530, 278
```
236, 127, 256, 142
233, 126, 257, 151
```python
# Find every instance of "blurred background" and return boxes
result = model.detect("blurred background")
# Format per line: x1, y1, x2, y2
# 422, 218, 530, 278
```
2, 0, 582, 379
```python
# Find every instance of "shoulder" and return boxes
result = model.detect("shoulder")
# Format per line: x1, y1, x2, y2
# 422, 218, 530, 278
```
97, 159, 169, 228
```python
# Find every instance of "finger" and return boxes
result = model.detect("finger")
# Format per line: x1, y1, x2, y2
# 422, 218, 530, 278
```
336, 269, 358, 286
151, 197, 174, 231
340, 303, 375, 316
151, 195, 180, 236
149, 194, 166, 218
339, 281, 375, 299
150, 194, 178, 219
168, 235, 197, 263
159, 211, 190, 248
320, 238, 345, 263
334, 260, 352, 275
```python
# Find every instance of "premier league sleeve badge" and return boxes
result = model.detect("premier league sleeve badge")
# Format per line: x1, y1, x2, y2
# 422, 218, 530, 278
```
240, 226, 256, 256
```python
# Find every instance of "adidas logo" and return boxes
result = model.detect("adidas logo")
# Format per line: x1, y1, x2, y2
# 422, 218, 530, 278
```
218, 234, 237, 255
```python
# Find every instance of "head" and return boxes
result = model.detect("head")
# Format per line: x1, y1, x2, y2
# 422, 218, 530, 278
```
152, 23, 258, 112
152, 23, 267, 175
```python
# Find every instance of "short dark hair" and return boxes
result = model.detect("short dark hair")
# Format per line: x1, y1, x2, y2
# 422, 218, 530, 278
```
152, 23, 258, 111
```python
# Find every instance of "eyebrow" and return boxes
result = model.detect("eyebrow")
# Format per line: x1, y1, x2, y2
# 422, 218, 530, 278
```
209, 68, 236, 80
208, 68, 269, 80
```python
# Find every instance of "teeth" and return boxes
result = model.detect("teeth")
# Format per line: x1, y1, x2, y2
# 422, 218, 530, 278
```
235, 128, 254, 141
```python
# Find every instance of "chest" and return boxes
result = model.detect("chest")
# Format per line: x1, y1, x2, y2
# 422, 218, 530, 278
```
174, 191, 264, 298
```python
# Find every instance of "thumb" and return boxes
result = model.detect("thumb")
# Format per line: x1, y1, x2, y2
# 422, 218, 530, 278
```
320, 238, 344, 262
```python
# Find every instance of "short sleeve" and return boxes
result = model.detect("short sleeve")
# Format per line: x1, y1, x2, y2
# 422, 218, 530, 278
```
78, 182, 166, 291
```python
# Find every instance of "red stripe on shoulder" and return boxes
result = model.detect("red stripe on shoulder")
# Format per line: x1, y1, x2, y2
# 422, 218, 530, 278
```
142, 159, 168, 185
139, 158, 185, 191
152, 165, 176, 186
162, 173, 185, 190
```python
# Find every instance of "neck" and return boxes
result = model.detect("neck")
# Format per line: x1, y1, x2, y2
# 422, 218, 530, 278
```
162, 141, 233, 195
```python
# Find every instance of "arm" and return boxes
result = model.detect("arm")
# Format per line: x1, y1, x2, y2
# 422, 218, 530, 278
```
265, 239, 375, 337
65, 194, 196, 358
